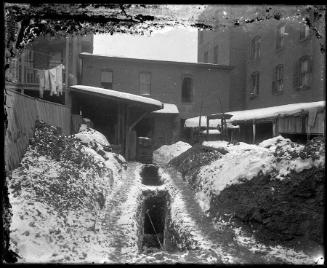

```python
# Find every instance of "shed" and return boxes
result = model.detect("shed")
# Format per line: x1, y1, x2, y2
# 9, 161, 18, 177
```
69, 85, 163, 159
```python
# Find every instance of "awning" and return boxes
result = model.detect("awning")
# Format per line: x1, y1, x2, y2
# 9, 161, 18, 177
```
185, 101, 325, 127
201, 129, 221, 135
152, 103, 179, 114
229, 101, 325, 123
185, 116, 237, 128
70, 85, 163, 111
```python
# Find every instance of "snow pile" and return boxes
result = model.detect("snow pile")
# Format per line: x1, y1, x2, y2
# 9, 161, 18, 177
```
153, 141, 192, 165
75, 124, 110, 147
7, 121, 126, 263
195, 136, 325, 212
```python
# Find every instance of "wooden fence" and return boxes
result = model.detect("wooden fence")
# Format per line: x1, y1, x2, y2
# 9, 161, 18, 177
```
4, 89, 71, 171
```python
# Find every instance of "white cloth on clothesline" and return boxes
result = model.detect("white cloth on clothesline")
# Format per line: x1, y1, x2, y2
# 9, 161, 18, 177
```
49, 67, 57, 96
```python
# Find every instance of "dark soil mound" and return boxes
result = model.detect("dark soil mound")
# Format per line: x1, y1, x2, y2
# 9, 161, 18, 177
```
168, 144, 227, 189
210, 167, 325, 249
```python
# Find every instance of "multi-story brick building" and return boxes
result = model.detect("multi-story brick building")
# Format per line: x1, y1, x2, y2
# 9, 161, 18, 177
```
198, 6, 325, 110
196, 5, 325, 143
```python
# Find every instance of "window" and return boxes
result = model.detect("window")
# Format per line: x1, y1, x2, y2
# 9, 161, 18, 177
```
181, 76, 193, 103
139, 72, 151, 95
101, 70, 113, 89
276, 24, 286, 50
299, 56, 312, 88
199, 31, 203, 43
250, 72, 260, 97
300, 24, 310, 40
294, 56, 312, 90
204, 51, 208, 63
251, 36, 261, 60
272, 64, 284, 94
213, 45, 218, 64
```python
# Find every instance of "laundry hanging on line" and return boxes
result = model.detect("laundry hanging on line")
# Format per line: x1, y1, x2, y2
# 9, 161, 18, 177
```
36, 64, 65, 98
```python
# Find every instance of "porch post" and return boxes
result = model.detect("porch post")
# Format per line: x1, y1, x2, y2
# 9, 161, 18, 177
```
252, 120, 256, 144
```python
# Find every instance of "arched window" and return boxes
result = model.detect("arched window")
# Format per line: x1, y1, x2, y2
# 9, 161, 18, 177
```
181, 76, 193, 103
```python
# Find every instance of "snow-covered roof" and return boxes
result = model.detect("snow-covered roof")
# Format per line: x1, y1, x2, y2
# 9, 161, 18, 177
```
185, 101, 325, 127
185, 116, 234, 128
201, 129, 221, 134
70, 85, 163, 110
229, 101, 325, 123
152, 103, 179, 114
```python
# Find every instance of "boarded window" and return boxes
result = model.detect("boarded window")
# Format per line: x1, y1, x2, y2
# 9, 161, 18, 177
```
139, 72, 151, 95
213, 45, 218, 64
276, 25, 286, 50
101, 70, 113, 89
181, 76, 193, 103
250, 72, 259, 97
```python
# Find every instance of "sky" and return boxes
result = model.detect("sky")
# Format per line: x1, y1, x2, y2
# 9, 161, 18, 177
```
93, 26, 198, 63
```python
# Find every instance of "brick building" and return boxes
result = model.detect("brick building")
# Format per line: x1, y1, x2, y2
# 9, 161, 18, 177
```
196, 6, 325, 143
78, 53, 233, 149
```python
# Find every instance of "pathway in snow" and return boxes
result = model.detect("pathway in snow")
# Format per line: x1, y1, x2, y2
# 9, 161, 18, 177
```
165, 167, 276, 264
100, 164, 137, 262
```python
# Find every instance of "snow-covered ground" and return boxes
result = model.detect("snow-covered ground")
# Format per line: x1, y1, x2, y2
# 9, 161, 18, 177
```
153, 141, 192, 165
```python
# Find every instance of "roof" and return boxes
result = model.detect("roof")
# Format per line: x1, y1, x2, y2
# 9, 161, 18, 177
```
70, 85, 163, 111
80, 52, 234, 70
229, 101, 325, 123
152, 103, 179, 114
185, 101, 325, 127
201, 129, 221, 135
185, 116, 237, 128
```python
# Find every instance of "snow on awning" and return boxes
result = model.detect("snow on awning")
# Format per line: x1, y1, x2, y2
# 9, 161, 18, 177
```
201, 129, 221, 134
70, 85, 163, 111
185, 101, 325, 127
152, 103, 179, 114
185, 116, 236, 128
229, 101, 325, 123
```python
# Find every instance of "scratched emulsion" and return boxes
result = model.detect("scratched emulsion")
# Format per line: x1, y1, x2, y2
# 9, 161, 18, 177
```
2, 4, 325, 263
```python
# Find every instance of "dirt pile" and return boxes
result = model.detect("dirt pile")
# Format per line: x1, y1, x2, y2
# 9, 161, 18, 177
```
6, 120, 125, 263
168, 136, 325, 252
210, 166, 324, 249
168, 144, 227, 189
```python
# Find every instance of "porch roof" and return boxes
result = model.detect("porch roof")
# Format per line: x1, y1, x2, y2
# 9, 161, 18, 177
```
185, 101, 325, 127
229, 101, 325, 123
70, 85, 163, 111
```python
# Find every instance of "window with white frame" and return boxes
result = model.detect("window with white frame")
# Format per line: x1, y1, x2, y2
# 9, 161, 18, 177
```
101, 70, 113, 89
276, 24, 286, 50
272, 64, 284, 93
250, 72, 259, 97
139, 72, 151, 95
251, 36, 261, 60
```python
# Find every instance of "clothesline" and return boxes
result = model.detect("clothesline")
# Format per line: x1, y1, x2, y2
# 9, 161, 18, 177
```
17, 63, 66, 72
19, 49, 64, 58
